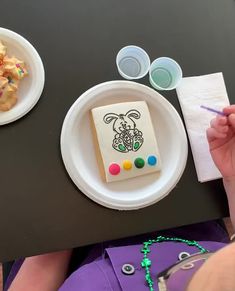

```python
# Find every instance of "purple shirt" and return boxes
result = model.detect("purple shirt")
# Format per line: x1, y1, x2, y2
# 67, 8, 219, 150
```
59, 240, 225, 291
4, 221, 229, 291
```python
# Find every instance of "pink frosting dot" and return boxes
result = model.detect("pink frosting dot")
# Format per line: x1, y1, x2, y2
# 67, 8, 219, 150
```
109, 163, 121, 175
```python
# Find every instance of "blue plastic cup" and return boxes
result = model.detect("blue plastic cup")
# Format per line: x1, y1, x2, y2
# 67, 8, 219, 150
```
116, 45, 150, 80
149, 57, 182, 90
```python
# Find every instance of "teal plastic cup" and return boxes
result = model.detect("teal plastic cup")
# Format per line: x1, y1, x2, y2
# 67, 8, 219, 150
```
116, 45, 150, 80
149, 57, 182, 90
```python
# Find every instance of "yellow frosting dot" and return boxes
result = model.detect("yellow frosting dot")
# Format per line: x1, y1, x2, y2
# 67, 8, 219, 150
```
123, 160, 132, 170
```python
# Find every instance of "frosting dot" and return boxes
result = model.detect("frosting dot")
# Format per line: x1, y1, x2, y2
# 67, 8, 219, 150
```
109, 163, 121, 175
134, 157, 145, 169
123, 160, 132, 170
148, 155, 157, 166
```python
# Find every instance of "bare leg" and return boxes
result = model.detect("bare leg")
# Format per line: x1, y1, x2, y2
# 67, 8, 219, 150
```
9, 250, 72, 291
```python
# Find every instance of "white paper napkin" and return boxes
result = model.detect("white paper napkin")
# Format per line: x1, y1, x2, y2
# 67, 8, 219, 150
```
176, 72, 230, 182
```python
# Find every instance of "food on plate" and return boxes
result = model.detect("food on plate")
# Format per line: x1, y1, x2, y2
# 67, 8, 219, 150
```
0, 40, 28, 111
91, 101, 162, 182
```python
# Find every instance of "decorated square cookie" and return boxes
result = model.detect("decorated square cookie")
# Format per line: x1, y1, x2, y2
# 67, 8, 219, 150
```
91, 101, 161, 182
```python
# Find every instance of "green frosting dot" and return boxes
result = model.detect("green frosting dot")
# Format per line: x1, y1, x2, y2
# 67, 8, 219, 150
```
118, 144, 126, 151
134, 157, 145, 169
134, 142, 140, 150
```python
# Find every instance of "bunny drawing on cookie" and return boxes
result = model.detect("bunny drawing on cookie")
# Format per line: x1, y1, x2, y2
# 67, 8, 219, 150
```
103, 109, 144, 153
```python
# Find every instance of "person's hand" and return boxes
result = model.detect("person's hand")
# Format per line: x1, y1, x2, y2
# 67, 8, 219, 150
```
206, 105, 235, 180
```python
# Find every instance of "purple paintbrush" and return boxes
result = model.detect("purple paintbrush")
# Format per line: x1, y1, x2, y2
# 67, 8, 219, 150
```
200, 105, 227, 116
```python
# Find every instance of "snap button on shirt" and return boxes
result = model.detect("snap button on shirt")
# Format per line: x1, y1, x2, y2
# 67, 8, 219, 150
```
122, 263, 135, 275
178, 251, 190, 260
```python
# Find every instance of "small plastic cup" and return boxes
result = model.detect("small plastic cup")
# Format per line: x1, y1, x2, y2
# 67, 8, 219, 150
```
116, 45, 150, 80
149, 57, 182, 90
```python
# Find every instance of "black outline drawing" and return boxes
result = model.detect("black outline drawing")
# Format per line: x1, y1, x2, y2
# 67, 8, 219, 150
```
103, 109, 144, 153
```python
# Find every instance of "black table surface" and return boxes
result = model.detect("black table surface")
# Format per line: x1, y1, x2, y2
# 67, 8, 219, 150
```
1, 0, 234, 262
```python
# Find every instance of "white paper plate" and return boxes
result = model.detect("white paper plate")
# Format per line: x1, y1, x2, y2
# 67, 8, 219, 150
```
61, 81, 188, 210
0, 28, 45, 125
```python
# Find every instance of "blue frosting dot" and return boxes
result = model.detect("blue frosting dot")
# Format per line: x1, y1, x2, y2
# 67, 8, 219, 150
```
148, 155, 157, 166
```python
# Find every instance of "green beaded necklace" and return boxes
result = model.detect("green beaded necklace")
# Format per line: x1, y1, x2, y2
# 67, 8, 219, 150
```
140, 236, 208, 291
